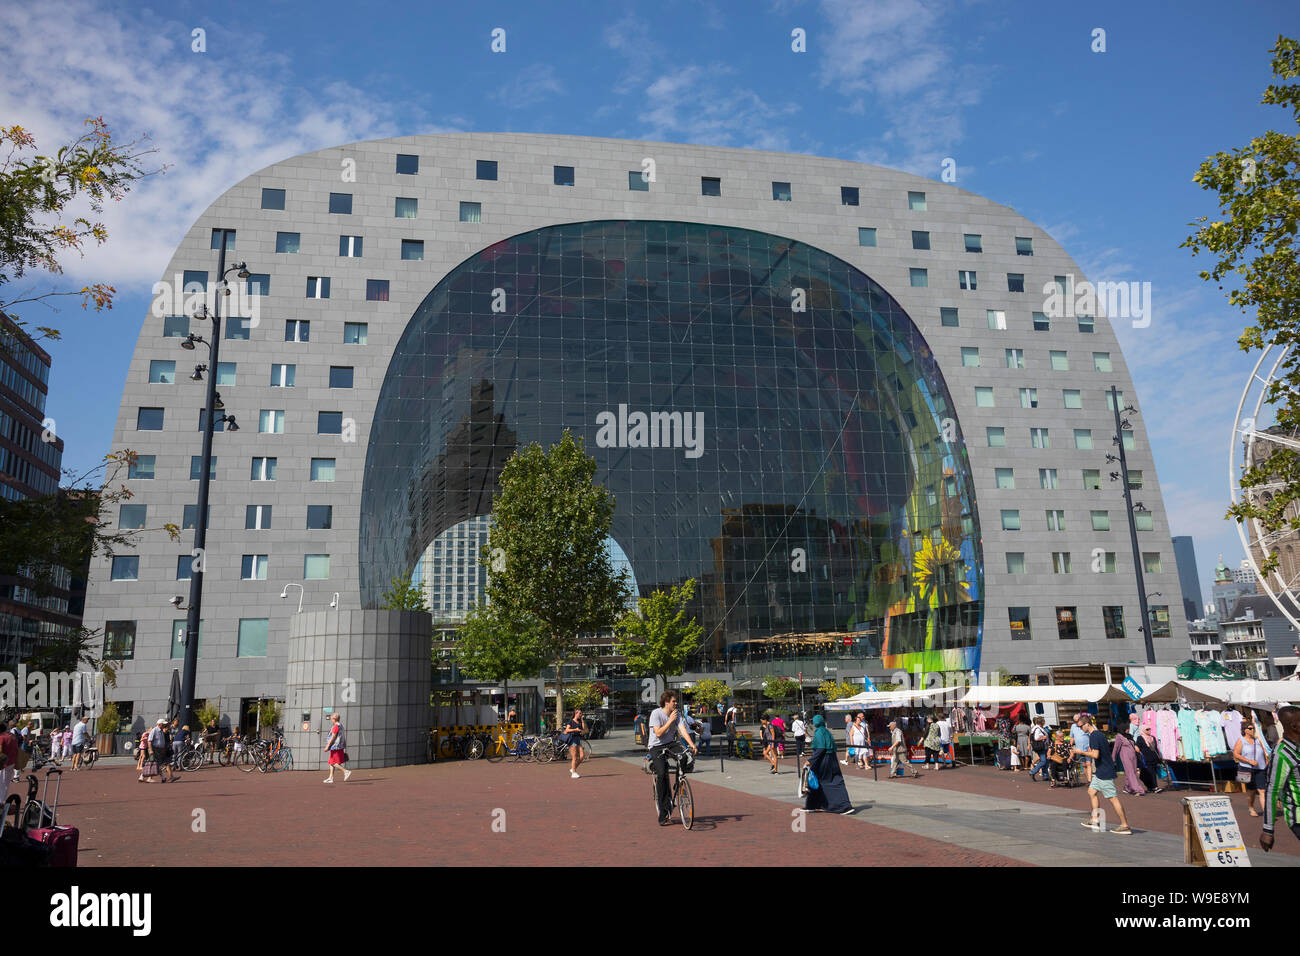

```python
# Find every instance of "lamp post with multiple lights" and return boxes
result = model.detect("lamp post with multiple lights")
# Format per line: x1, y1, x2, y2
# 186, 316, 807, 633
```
1106, 384, 1155, 666
177, 229, 247, 730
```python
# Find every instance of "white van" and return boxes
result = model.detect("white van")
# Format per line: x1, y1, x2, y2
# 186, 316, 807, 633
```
1025, 701, 1060, 727
17, 712, 59, 747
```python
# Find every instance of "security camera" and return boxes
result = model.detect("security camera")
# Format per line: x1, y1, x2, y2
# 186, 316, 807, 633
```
279, 587, 289, 599
330, 593, 339, 609
169, 596, 184, 608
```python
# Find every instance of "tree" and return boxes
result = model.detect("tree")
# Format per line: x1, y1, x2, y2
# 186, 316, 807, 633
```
454, 603, 552, 716
483, 430, 630, 724
379, 574, 429, 612
763, 676, 800, 700
1183, 36, 1300, 570
818, 679, 860, 702
562, 681, 609, 712
615, 578, 703, 692
688, 678, 730, 713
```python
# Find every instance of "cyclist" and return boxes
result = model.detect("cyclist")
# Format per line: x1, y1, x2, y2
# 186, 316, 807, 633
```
563, 708, 588, 779
648, 690, 697, 826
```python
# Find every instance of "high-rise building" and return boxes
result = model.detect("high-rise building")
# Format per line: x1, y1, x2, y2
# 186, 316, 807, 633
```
1171, 536, 1203, 625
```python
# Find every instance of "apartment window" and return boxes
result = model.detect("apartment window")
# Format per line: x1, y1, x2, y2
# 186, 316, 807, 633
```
1106, 391, 1126, 411
907, 191, 926, 211
245, 505, 272, 530
1040, 468, 1059, 490
1009, 607, 1032, 640
251, 457, 277, 481
1091, 510, 1110, 531
1052, 552, 1072, 574
1046, 509, 1066, 531
171, 620, 203, 658
987, 310, 1006, 330
986, 427, 1006, 447
995, 468, 1015, 489
961, 347, 980, 368
310, 458, 336, 481
912, 231, 931, 251
1006, 273, 1025, 293
176, 556, 192, 581
258, 410, 285, 434
1015, 236, 1034, 256
477, 159, 498, 180
1143, 552, 1163, 574
366, 280, 390, 301
1054, 275, 1069, 297
148, 360, 175, 384
1019, 388, 1039, 409
339, 235, 363, 257
1001, 509, 1021, 531
270, 364, 295, 388
260, 187, 285, 210
318, 412, 343, 435
129, 455, 156, 480
1050, 351, 1069, 371
551, 165, 575, 186
1006, 552, 1026, 574
394, 197, 417, 218
1127, 470, 1144, 490
307, 505, 333, 530
329, 366, 354, 388
237, 618, 269, 658
975, 387, 995, 408
190, 456, 216, 481
328, 192, 352, 214
1033, 312, 1051, 332
304, 554, 330, 579
1078, 315, 1095, 333
244, 274, 269, 297
1056, 607, 1079, 640
1103, 606, 1126, 640
771, 181, 792, 201
163, 315, 189, 338
285, 319, 310, 342
457, 201, 482, 223
1093, 352, 1113, 372
119, 504, 146, 530
198, 409, 225, 433
626, 170, 649, 191
306, 276, 330, 299
959, 270, 977, 290
1083, 469, 1102, 490
395, 153, 419, 175
1135, 510, 1154, 531
110, 557, 139, 582
104, 620, 136, 658
225, 314, 252, 341
837, 186, 859, 206
210, 229, 235, 250
1150, 606, 1171, 640
1074, 429, 1093, 450
1006, 348, 1025, 369
858, 227, 877, 247
137, 407, 164, 430
1063, 389, 1082, 409
940, 307, 958, 327
181, 505, 208, 530
241, 555, 269, 580
909, 268, 928, 288
344, 322, 368, 344
1030, 427, 1049, 448
275, 232, 300, 254
964, 234, 982, 253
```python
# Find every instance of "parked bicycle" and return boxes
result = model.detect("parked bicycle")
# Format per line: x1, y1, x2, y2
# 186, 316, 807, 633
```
532, 731, 595, 764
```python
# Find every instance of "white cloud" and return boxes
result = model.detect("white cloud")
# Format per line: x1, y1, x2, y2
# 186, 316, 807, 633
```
638, 64, 805, 151
492, 64, 565, 110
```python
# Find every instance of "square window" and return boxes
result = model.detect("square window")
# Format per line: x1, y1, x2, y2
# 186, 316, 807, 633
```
1006, 552, 1026, 574
1074, 429, 1093, 450
701, 177, 721, 197
840, 186, 859, 206
270, 364, 295, 387
1093, 352, 1113, 372
394, 197, 417, 218
329, 366, 354, 388
987, 312, 1007, 332
1122, 431, 1136, 451
940, 307, 958, 327
395, 153, 419, 175
1083, 468, 1101, 490
245, 505, 272, 530
964, 234, 982, 253
225, 315, 252, 340
251, 457, 277, 481
176, 556, 193, 581
1040, 468, 1058, 489
1063, 389, 1082, 409
1006, 348, 1025, 369
907, 191, 926, 211
1046, 510, 1066, 531
909, 268, 928, 288
339, 235, 363, 257
1050, 351, 1069, 371
245, 273, 270, 296
211, 229, 235, 250
318, 412, 343, 434
275, 232, 300, 254
110, 557, 139, 581
1056, 607, 1079, 640
1030, 427, 1049, 448
986, 427, 1005, 447
366, 279, 390, 301
304, 554, 330, 579
1135, 510, 1154, 531
307, 505, 333, 530
328, 193, 352, 214
401, 239, 424, 260
1078, 315, 1095, 333
306, 276, 330, 298
1015, 236, 1033, 256
260, 187, 285, 210
1091, 510, 1110, 531
163, 315, 189, 338
137, 407, 164, 430
995, 467, 1015, 489
912, 231, 931, 251
1052, 552, 1072, 574
975, 387, 995, 408
1019, 387, 1038, 409
1103, 606, 1125, 640
182, 504, 208, 529
1150, 606, 1171, 639
215, 362, 236, 386
285, 319, 310, 342
190, 456, 216, 481
961, 347, 980, 368
148, 360, 175, 384
119, 504, 146, 530
459, 202, 481, 223
241, 554, 269, 580
858, 227, 877, 247
1009, 607, 1032, 640
104, 620, 136, 658
477, 159, 498, 180
311, 458, 336, 481
237, 618, 269, 658
1127, 470, 1144, 490
626, 170, 650, 191
1007, 273, 1025, 293
344, 323, 368, 344
129, 455, 156, 480
553, 166, 575, 186
258, 410, 285, 434
170, 619, 203, 658
771, 181, 791, 201
1033, 312, 1051, 332
1001, 509, 1020, 531
1106, 390, 1126, 411
182, 270, 208, 295
959, 270, 977, 290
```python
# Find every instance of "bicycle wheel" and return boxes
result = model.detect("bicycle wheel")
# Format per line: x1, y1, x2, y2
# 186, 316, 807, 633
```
217, 748, 231, 767
485, 735, 506, 763
271, 748, 292, 772
677, 777, 694, 830
533, 739, 556, 764
437, 734, 456, 760
181, 749, 203, 772
235, 750, 255, 773
82, 749, 97, 767
464, 735, 485, 760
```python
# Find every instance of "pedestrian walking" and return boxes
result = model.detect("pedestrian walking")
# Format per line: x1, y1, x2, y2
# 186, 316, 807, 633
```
936, 712, 953, 767
1074, 715, 1132, 835
69, 716, 89, 771
135, 727, 150, 780
771, 714, 786, 757
48, 726, 61, 763
1112, 724, 1147, 795
1028, 716, 1051, 780
1234, 721, 1270, 816
1135, 725, 1163, 793
801, 715, 854, 815
563, 708, 587, 779
144, 718, 177, 783
0, 722, 19, 798
889, 720, 916, 777
850, 713, 868, 769
760, 716, 779, 773
699, 715, 712, 757
923, 715, 942, 768
792, 713, 807, 759
1260, 706, 1300, 852
1014, 718, 1032, 773
323, 712, 351, 783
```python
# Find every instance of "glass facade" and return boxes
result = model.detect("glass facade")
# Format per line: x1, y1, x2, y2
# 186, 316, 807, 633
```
361, 221, 984, 672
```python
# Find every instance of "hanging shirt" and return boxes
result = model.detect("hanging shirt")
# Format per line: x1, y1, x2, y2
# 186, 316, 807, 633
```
1197, 711, 1228, 756
1177, 709, 1203, 761
1140, 708, 1159, 742
1221, 710, 1244, 751
1155, 710, 1180, 761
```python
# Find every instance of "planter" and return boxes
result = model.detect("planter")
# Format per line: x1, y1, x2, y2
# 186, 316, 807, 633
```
94, 733, 116, 756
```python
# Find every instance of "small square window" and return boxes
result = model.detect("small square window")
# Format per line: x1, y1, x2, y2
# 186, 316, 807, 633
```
1001, 510, 1020, 531
304, 554, 331, 580
459, 202, 482, 223
148, 360, 176, 384
1078, 315, 1095, 333
939, 307, 958, 327
961, 347, 980, 368
1074, 429, 1093, 450
394, 197, 417, 218
987, 310, 1006, 330
241, 555, 269, 581
310, 458, 336, 482
129, 455, 156, 480
258, 410, 285, 434
1135, 510, 1154, 532
286, 320, 310, 343
1056, 607, 1079, 640
110, 557, 139, 581
328, 193, 352, 214
329, 366, 354, 388
250, 457, 277, 481
245, 505, 272, 530
1033, 312, 1051, 332
339, 235, 363, 257
912, 231, 930, 251
701, 176, 721, 197
1006, 348, 1025, 369
163, 315, 190, 338
104, 621, 136, 658
260, 187, 285, 210
343, 323, 368, 345
306, 276, 330, 299
1063, 389, 1082, 409
1030, 427, 1049, 448
137, 407, 164, 431
318, 412, 343, 435
995, 468, 1015, 489
477, 159, 498, 181
1127, 470, 1143, 491
986, 427, 1005, 447
959, 270, 977, 291
907, 191, 926, 211
1046, 510, 1066, 531
366, 280, 390, 302
190, 456, 216, 481
119, 504, 146, 530
909, 268, 928, 288
1019, 387, 1039, 409
628, 171, 649, 191
1009, 607, 1032, 640
1007, 273, 1025, 293
1093, 352, 1113, 372
771, 181, 792, 201
858, 227, 877, 247
211, 229, 235, 250
1006, 552, 1026, 574
1039, 468, 1059, 489
307, 505, 333, 530
215, 362, 235, 386
1091, 510, 1110, 531
964, 234, 982, 253
176, 556, 193, 581
975, 387, 995, 408
1083, 469, 1102, 491
275, 232, 300, 254
1015, 236, 1033, 256
395, 153, 419, 175
237, 618, 269, 658
553, 165, 575, 186
245, 273, 270, 296
840, 186, 859, 206
1052, 553, 1072, 574
1106, 390, 1126, 411
182, 504, 207, 529
270, 364, 295, 387
401, 239, 424, 260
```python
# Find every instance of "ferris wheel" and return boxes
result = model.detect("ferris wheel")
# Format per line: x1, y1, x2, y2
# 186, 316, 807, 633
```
1229, 342, 1300, 632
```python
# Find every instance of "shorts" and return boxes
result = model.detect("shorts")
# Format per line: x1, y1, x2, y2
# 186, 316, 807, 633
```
71, 743, 84, 754
1088, 776, 1117, 799
1247, 770, 1268, 791
328, 749, 347, 765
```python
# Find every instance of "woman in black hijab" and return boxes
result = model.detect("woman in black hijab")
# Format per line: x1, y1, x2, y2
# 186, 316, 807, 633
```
802, 715, 855, 815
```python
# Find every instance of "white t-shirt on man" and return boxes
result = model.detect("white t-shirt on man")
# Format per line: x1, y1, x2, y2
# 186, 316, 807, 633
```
648, 708, 685, 749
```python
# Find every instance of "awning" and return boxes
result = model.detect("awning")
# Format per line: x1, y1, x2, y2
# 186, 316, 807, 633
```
958, 683, 1131, 704
823, 686, 962, 711
1170, 680, 1300, 705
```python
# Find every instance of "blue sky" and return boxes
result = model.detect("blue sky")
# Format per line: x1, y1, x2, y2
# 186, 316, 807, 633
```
2, 0, 1298, 604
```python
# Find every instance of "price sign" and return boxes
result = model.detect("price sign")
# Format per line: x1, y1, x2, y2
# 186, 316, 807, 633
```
1182, 796, 1251, 867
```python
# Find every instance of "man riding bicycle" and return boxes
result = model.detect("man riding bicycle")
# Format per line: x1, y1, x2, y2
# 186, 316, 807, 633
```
648, 690, 697, 826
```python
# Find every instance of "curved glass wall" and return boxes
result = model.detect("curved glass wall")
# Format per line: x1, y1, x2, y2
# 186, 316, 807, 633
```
361, 221, 984, 672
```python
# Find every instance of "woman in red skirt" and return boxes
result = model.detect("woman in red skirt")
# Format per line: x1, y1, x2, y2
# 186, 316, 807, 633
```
324, 712, 351, 782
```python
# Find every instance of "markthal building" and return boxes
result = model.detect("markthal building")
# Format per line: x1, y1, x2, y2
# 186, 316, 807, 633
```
83, 135, 1187, 764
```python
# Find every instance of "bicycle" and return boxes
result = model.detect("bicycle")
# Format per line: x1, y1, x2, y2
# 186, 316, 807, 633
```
484, 728, 534, 763
650, 746, 694, 830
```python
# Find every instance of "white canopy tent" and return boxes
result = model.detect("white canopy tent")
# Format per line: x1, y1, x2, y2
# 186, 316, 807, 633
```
1169, 680, 1300, 706
822, 686, 962, 711
957, 684, 1131, 705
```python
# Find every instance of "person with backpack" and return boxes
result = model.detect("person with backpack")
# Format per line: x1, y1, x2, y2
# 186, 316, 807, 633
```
1029, 717, 1051, 781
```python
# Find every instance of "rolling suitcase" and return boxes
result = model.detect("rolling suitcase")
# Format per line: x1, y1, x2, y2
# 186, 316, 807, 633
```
0, 793, 49, 865
26, 769, 78, 867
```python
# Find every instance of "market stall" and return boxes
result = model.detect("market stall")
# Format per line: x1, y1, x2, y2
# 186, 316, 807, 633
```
824, 687, 966, 768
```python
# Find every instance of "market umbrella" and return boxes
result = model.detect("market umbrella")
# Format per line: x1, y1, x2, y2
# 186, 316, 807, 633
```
166, 669, 181, 723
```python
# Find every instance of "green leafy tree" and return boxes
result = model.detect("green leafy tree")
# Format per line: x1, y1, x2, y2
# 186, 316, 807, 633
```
615, 578, 703, 692
379, 574, 429, 612
763, 676, 800, 700
818, 679, 860, 702
454, 603, 552, 713
484, 430, 630, 725
1183, 36, 1300, 569
561, 681, 608, 713
689, 678, 730, 713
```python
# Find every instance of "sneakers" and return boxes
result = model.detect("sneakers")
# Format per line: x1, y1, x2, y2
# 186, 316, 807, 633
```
570, 770, 580, 779
343, 768, 352, 781
1079, 820, 1101, 831
1111, 826, 1133, 835
840, 808, 857, 815
324, 777, 333, 783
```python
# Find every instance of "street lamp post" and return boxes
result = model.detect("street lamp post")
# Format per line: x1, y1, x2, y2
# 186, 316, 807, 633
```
1107, 384, 1155, 666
